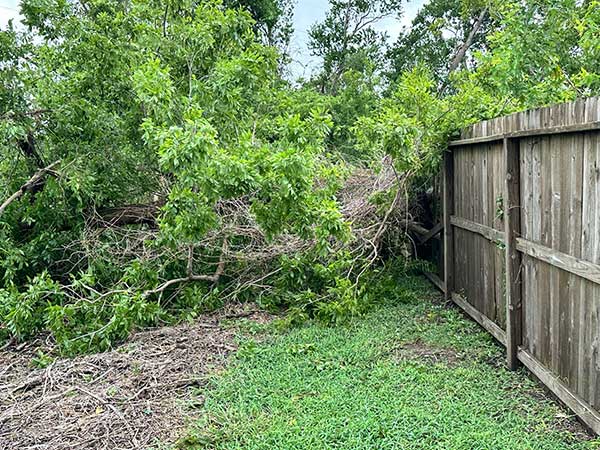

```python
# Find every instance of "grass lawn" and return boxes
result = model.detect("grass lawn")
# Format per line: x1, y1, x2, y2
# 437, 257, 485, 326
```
178, 276, 599, 449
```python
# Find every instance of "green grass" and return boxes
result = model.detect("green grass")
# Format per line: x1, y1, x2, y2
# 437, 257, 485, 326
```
179, 276, 600, 449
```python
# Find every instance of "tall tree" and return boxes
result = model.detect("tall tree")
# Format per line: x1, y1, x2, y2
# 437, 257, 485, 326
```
308, 0, 403, 94
225, 0, 295, 55
469, 0, 600, 109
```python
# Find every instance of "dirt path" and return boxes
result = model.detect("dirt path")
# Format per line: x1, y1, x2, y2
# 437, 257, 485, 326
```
0, 306, 270, 450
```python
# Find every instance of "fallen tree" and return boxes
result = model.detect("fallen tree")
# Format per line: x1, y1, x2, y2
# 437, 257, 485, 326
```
0, 0, 517, 354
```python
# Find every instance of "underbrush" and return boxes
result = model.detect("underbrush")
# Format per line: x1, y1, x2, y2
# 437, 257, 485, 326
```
0, 252, 427, 356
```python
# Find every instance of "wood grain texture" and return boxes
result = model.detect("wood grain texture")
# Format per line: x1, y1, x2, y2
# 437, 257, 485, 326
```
449, 121, 600, 147
438, 97, 600, 433
450, 216, 505, 244
516, 238, 600, 285
443, 151, 454, 302
504, 138, 522, 370
518, 349, 600, 435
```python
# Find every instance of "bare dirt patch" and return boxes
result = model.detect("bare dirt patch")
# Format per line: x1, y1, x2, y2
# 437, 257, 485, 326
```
394, 340, 464, 367
0, 305, 272, 450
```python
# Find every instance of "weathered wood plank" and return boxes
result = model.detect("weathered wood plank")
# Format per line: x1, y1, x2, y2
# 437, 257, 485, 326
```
460, 149, 468, 299
467, 147, 476, 309
473, 146, 484, 314
449, 121, 600, 147
453, 150, 462, 295
557, 134, 572, 380
452, 293, 507, 346
516, 238, 600, 285
530, 110, 544, 366
534, 134, 556, 372
483, 145, 495, 324
504, 137, 522, 370
548, 134, 560, 375
482, 143, 494, 322
518, 349, 600, 435
521, 137, 534, 354
493, 144, 504, 327
587, 112, 600, 407
443, 151, 454, 302
568, 105, 585, 389
580, 127, 597, 401
419, 223, 444, 245
450, 216, 505, 244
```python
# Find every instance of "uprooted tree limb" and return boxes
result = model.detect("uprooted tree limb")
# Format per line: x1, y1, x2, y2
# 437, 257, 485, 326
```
0, 151, 425, 348
93, 204, 161, 228
52, 155, 419, 307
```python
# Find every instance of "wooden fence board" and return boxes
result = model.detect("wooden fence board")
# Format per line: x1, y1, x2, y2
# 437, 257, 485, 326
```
588, 119, 600, 407
549, 135, 560, 375
452, 293, 506, 345
580, 129, 596, 401
558, 134, 573, 381
443, 151, 454, 302
516, 239, 600, 285
523, 138, 537, 356
543, 135, 555, 373
483, 144, 492, 321
532, 129, 545, 366
492, 143, 503, 326
439, 97, 600, 434
450, 122, 600, 146
467, 147, 476, 310
518, 349, 600, 435
569, 109, 585, 387
505, 138, 522, 369
451, 216, 505, 243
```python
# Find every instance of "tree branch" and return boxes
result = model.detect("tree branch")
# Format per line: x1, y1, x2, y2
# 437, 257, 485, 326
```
143, 237, 229, 297
449, 8, 488, 73
93, 204, 160, 228
0, 160, 61, 217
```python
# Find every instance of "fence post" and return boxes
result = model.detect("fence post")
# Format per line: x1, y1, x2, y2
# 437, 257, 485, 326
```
504, 137, 522, 370
443, 150, 454, 301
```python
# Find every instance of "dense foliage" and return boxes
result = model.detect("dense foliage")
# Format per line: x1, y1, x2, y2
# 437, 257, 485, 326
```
0, 0, 346, 353
0, 0, 599, 354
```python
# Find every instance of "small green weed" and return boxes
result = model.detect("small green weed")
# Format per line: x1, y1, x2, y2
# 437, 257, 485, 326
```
30, 350, 55, 369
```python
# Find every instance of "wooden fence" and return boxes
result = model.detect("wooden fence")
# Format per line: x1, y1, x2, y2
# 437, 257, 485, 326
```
426, 97, 600, 434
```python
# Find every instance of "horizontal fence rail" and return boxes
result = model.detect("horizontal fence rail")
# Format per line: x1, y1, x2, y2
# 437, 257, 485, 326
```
437, 97, 600, 435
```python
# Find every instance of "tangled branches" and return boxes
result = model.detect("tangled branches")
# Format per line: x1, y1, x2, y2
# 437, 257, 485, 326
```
70, 156, 412, 302
0, 152, 419, 355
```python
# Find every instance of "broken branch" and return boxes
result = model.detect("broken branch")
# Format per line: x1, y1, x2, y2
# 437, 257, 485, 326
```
143, 237, 229, 297
449, 8, 488, 73
0, 160, 61, 217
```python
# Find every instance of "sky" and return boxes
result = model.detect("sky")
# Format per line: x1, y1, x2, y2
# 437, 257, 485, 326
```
0, 0, 427, 77
0, 0, 19, 29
